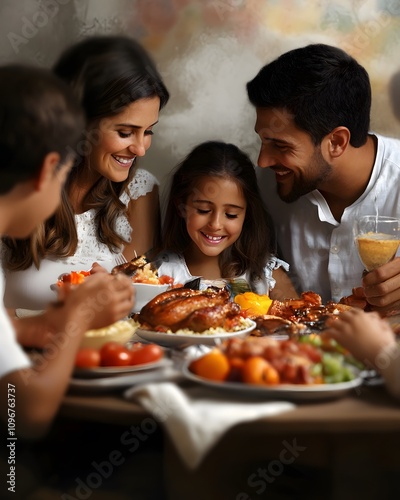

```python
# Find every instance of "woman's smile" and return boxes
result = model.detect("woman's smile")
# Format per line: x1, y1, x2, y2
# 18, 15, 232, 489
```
111, 154, 136, 168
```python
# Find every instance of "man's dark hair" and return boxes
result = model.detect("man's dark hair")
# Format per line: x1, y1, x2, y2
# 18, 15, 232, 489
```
247, 43, 371, 147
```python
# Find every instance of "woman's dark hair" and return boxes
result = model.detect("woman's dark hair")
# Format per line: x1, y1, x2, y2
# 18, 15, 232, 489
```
161, 141, 275, 281
247, 43, 371, 147
53, 35, 169, 121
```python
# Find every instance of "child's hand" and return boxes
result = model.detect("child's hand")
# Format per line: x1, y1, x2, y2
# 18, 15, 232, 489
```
47, 273, 135, 334
325, 308, 396, 369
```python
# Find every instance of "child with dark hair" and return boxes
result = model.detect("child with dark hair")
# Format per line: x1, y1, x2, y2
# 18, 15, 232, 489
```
156, 141, 297, 299
0, 65, 134, 437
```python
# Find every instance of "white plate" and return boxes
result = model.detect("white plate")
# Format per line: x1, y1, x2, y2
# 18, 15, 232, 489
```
69, 365, 180, 392
73, 357, 171, 379
135, 320, 256, 348
182, 363, 363, 401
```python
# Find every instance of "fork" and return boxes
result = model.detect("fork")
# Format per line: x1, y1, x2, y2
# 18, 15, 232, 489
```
113, 253, 128, 267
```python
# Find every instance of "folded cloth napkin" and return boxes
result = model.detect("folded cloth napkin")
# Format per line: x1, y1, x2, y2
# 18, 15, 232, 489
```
15, 309, 44, 318
124, 382, 295, 469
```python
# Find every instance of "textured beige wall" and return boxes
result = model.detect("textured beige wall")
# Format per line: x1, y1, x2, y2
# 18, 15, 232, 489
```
1, 0, 400, 199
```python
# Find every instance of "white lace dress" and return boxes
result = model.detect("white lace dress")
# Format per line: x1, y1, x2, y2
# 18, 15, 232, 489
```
2, 169, 158, 311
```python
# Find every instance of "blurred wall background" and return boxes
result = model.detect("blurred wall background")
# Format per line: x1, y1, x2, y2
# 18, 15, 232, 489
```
1, 0, 400, 198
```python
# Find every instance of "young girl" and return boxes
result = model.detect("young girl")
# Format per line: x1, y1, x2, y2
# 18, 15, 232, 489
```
156, 141, 298, 300
2, 35, 169, 312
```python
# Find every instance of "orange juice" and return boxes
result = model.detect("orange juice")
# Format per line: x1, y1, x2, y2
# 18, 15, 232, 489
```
356, 232, 400, 271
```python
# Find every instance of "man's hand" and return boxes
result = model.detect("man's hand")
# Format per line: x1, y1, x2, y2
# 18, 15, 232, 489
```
360, 257, 400, 314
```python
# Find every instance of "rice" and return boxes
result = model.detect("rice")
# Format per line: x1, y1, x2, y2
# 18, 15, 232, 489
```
166, 317, 254, 336
132, 264, 160, 284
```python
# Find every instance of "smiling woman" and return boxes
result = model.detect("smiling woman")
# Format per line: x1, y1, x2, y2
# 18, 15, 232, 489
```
1, 35, 170, 313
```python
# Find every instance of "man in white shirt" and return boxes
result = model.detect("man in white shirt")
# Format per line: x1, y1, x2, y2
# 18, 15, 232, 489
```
247, 43, 400, 311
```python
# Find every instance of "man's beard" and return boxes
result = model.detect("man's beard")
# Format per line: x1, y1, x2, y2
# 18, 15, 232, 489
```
278, 148, 332, 203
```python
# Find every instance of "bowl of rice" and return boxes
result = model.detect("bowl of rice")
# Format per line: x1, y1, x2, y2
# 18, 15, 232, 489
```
130, 262, 174, 313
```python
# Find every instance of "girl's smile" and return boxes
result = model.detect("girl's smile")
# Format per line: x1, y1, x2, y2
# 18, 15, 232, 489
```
200, 232, 226, 244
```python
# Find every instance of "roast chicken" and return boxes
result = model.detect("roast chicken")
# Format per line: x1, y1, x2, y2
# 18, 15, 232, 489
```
138, 288, 242, 333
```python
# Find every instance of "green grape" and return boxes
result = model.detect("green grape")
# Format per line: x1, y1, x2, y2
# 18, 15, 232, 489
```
299, 334, 322, 347
322, 353, 344, 375
310, 363, 322, 377
341, 366, 355, 382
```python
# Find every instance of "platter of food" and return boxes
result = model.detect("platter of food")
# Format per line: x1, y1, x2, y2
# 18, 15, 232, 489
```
181, 365, 363, 401
181, 335, 364, 401
134, 287, 257, 347
136, 321, 257, 348
235, 291, 354, 337
73, 340, 168, 378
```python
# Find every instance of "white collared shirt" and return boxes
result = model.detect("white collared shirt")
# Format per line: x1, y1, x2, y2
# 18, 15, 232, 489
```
257, 133, 400, 302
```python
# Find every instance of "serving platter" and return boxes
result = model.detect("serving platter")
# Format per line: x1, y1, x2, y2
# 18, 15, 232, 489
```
181, 363, 363, 401
69, 364, 180, 392
135, 320, 256, 348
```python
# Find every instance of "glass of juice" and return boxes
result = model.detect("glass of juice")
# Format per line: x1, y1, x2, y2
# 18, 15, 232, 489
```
354, 215, 400, 271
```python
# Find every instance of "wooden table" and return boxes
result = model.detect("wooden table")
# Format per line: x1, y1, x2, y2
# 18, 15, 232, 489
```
60, 381, 400, 499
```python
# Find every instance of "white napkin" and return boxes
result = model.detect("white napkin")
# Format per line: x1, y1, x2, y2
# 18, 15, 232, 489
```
124, 382, 295, 469
15, 309, 44, 318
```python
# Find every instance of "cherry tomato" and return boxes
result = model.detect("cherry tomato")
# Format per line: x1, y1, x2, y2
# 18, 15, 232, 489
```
158, 275, 174, 285
100, 342, 131, 367
129, 344, 163, 365
75, 348, 101, 368
59, 270, 90, 286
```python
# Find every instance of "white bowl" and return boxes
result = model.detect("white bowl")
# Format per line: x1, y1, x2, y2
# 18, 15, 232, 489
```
131, 283, 169, 313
